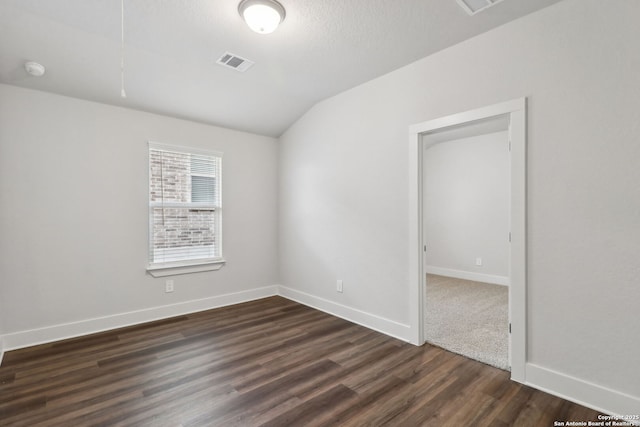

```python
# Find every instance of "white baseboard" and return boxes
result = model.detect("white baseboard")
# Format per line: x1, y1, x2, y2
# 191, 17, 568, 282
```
526, 363, 640, 424
2, 285, 278, 352
0, 335, 4, 365
425, 266, 509, 286
277, 285, 412, 343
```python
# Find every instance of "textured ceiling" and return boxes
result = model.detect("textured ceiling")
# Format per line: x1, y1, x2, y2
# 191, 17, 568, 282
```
0, 0, 563, 137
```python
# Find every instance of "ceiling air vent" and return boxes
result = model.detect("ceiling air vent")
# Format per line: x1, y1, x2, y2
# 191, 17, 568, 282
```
216, 52, 254, 72
456, 0, 505, 15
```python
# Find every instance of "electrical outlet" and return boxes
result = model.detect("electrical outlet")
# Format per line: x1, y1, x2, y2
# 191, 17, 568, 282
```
475, 257, 482, 266
165, 280, 174, 293
336, 279, 343, 293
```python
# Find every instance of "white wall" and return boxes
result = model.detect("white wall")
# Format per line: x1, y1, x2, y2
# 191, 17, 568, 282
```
279, 0, 639, 413
0, 311, 4, 364
0, 84, 279, 347
424, 131, 509, 284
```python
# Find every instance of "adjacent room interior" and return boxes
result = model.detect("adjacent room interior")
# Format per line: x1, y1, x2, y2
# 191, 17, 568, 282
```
422, 116, 511, 371
0, 0, 639, 425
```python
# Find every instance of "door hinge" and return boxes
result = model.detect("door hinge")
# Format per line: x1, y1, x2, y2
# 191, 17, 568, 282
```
509, 140, 512, 151
509, 323, 512, 334
423, 245, 427, 252
509, 232, 511, 242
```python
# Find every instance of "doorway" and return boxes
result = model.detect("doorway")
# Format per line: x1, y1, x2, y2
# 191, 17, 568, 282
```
408, 98, 527, 383
422, 117, 510, 370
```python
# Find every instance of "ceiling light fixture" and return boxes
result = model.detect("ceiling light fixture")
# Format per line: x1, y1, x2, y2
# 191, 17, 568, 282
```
238, 0, 285, 34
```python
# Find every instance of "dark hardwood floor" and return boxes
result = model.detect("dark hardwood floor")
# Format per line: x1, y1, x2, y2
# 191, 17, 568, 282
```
0, 296, 602, 426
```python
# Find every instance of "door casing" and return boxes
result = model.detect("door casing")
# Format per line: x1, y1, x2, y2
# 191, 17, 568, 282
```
408, 98, 527, 383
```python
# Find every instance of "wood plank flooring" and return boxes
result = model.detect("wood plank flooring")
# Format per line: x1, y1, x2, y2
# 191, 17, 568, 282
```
0, 296, 602, 426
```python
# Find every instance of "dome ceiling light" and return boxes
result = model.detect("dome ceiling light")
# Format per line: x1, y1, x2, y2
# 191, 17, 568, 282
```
238, 0, 286, 34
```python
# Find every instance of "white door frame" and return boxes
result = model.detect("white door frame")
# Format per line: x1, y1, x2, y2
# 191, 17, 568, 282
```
408, 98, 527, 383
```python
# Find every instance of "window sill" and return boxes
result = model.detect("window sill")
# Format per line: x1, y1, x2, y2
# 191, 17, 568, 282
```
146, 259, 226, 277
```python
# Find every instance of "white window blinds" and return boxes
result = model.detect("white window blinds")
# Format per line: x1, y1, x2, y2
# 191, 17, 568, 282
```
148, 142, 222, 268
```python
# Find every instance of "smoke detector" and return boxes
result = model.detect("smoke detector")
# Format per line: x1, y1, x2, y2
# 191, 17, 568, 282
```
456, 0, 505, 15
24, 61, 46, 77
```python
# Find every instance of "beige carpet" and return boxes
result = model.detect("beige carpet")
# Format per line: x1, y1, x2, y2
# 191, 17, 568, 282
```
425, 274, 509, 370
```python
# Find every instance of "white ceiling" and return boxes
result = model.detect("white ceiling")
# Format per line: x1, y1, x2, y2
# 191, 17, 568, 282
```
0, 0, 563, 137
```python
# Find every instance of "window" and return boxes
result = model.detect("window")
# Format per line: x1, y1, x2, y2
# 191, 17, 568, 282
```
190, 155, 216, 203
148, 142, 223, 272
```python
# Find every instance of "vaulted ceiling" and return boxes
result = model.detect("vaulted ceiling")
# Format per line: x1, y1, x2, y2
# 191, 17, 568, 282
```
0, 0, 563, 137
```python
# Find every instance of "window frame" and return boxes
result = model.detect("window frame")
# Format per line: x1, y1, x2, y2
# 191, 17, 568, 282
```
147, 141, 225, 277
